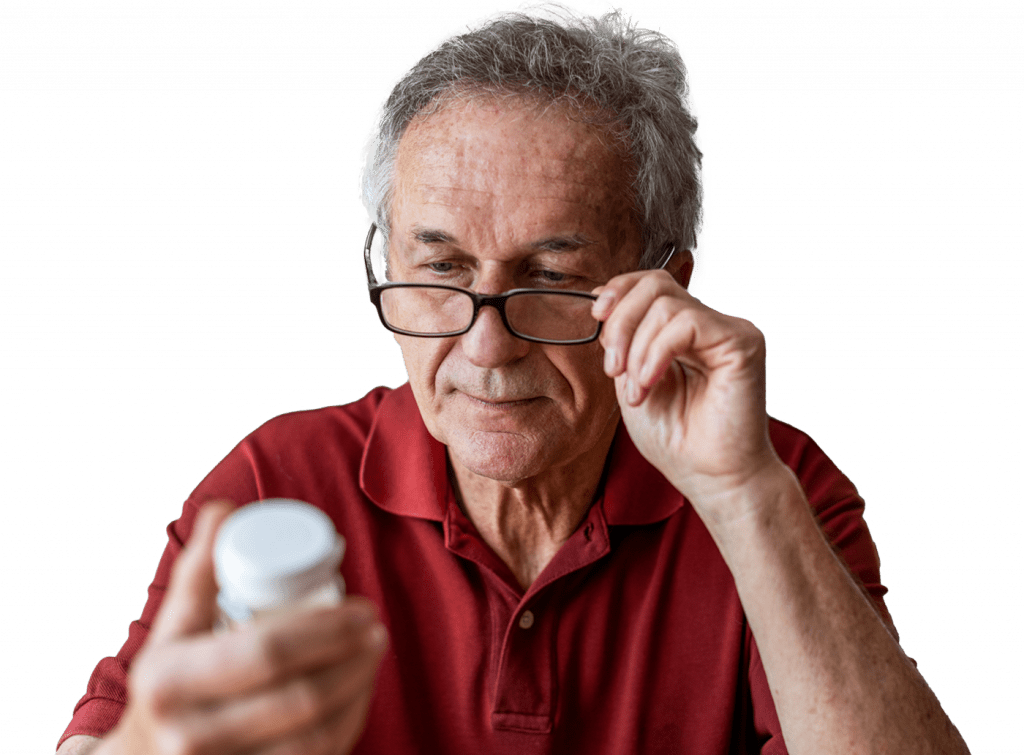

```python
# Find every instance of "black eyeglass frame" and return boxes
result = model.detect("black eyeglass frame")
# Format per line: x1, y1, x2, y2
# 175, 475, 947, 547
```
372, 284, 604, 345
363, 223, 675, 346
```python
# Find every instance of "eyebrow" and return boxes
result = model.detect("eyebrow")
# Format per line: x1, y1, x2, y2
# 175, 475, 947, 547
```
412, 228, 457, 245
530, 234, 596, 253
411, 227, 596, 253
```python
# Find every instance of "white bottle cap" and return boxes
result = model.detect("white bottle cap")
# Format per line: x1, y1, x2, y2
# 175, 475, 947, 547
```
214, 499, 345, 621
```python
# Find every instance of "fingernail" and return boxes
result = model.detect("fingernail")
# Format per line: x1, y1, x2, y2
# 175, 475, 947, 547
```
626, 378, 640, 405
366, 623, 387, 649
604, 347, 619, 375
594, 290, 614, 315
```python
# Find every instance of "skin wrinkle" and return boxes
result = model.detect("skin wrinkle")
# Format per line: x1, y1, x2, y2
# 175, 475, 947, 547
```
372, 89, 634, 274
390, 97, 639, 586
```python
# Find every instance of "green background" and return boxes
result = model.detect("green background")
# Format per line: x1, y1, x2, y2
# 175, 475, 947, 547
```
0, 0, 1019, 749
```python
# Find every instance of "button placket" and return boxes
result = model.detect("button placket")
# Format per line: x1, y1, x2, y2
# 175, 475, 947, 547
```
491, 602, 554, 733
490, 511, 612, 734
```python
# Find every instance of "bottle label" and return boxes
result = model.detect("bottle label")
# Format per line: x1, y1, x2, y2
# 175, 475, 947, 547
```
217, 575, 345, 630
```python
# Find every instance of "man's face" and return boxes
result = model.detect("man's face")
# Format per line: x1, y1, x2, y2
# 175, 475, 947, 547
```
389, 97, 642, 483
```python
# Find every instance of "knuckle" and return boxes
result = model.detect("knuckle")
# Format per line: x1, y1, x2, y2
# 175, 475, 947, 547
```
147, 688, 177, 719
752, 330, 766, 354
635, 271, 666, 295
253, 630, 292, 672
644, 268, 680, 295
131, 657, 174, 714
668, 306, 698, 331
204, 632, 237, 669
283, 679, 324, 724
256, 622, 296, 663
733, 318, 766, 359
652, 268, 676, 284
738, 317, 765, 344
649, 294, 680, 322
600, 273, 631, 291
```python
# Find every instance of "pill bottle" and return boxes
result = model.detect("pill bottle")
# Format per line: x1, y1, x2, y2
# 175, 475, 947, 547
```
214, 499, 345, 627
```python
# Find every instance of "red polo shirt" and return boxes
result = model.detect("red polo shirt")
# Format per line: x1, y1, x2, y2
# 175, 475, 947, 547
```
60, 384, 893, 754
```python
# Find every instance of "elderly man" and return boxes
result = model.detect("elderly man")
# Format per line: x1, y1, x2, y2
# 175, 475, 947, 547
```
58, 11, 967, 755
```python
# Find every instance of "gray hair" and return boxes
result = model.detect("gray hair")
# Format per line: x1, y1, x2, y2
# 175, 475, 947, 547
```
361, 9, 702, 268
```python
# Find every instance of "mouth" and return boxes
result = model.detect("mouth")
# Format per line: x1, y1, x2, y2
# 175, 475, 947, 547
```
461, 392, 540, 408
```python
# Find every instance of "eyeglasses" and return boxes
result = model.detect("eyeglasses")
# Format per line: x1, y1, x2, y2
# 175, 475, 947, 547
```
364, 224, 675, 345
374, 283, 604, 344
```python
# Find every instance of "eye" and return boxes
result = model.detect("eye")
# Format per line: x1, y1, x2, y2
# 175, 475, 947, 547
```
538, 269, 567, 283
527, 266, 579, 287
428, 261, 454, 273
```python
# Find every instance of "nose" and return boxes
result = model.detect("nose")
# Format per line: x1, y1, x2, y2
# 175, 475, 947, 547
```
459, 300, 531, 368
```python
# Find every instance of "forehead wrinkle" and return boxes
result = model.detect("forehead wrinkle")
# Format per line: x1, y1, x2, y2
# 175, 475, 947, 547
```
403, 126, 624, 183
413, 153, 618, 185
411, 183, 611, 212
409, 157, 625, 205
391, 99, 641, 268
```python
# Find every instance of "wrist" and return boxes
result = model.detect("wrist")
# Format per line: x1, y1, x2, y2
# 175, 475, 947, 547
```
688, 460, 808, 556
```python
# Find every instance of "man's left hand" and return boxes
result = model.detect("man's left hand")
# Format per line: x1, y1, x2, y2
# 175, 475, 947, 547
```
592, 269, 783, 527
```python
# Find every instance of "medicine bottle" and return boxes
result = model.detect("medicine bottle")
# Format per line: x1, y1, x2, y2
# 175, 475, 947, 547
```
214, 498, 345, 627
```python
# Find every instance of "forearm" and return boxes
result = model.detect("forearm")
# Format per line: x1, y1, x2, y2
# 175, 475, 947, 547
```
706, 463, 968, 755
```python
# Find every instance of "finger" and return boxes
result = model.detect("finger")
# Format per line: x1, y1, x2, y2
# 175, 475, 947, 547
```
632, 308, 761, 406
596, 271, 685, 377
623, 309, 706, 407
590, 270, 646, 321
152, 599, 384, 706
150, 499, 236, 644
182, 624, 386, 753
620, 295, 690, 403
255, 687, 376, 755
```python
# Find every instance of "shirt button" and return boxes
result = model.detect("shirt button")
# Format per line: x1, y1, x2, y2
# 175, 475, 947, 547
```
518, 610, 535, 629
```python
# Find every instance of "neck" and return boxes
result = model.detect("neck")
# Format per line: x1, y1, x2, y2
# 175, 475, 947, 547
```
448, 424, 617, 590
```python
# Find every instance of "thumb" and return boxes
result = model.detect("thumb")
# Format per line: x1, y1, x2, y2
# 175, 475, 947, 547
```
149, 499, 235, 644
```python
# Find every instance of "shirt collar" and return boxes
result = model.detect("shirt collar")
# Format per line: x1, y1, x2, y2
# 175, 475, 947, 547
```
359, 383, 686, 526
360, 383, 449, 521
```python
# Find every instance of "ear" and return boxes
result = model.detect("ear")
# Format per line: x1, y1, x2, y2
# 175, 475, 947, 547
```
670, 249, 695, 289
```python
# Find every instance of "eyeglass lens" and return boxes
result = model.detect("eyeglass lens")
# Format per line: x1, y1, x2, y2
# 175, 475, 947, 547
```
379, 288, 598, 342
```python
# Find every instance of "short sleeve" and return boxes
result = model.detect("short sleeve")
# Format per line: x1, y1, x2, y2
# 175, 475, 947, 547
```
56, 390, 389, 750
57, 439, 263, 748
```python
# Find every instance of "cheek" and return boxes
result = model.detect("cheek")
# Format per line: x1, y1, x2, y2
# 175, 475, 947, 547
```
552, 345, 616, 410
396, 336, 446, 392
395, 336, 453, 443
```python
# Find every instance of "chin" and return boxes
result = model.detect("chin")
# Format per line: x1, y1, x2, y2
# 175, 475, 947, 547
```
448, 429, 559, 484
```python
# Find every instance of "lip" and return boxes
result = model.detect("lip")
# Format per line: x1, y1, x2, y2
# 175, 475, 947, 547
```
460, 392, 540, 408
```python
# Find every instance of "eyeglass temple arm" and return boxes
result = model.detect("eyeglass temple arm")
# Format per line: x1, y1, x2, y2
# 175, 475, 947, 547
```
654, 244, 677, 271
364, 223, 381, 288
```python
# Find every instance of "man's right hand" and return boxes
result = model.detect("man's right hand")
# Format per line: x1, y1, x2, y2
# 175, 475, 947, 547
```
95, 501, 387, 755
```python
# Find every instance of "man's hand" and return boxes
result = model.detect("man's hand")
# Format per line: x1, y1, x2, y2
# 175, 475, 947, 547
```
96, 501, 387, 755
593, 269, 970, 755
592, 269, 781, 527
